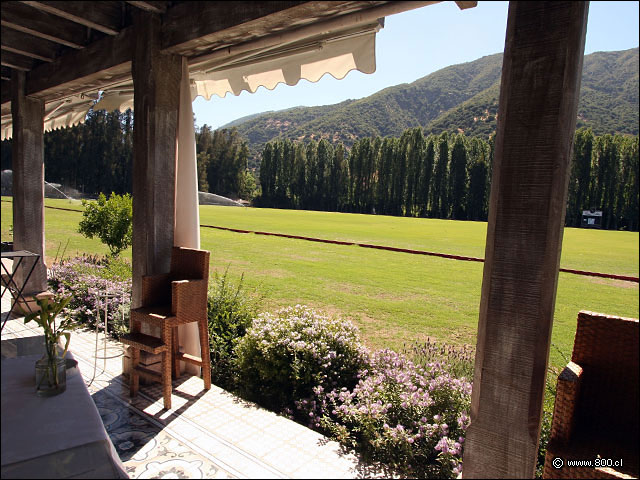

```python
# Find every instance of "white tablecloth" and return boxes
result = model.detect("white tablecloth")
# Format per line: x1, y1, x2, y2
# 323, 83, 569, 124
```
1, 354, 128, 478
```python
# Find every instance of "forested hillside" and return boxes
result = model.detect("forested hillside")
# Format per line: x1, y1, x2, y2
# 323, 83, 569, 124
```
223, 48, 638, 167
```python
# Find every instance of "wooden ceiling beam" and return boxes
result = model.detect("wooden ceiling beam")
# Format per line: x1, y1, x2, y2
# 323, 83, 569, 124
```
25, 27, 134, 103
160, 1, 354, 55
1, 1, 87, 49
20, 1, 122, 36
126, 1, 167, 15
1, 50, 34, 71
1, 28, 60, 62
3, 1, 412, 108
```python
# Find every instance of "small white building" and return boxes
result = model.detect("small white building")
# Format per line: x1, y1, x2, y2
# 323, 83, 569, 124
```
582, 209, 603, 228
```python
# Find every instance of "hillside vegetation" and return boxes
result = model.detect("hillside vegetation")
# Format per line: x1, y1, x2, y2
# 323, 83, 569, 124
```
220, 48, 639, 166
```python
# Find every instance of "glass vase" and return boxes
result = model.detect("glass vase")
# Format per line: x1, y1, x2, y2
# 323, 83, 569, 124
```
35, 353, 67, 397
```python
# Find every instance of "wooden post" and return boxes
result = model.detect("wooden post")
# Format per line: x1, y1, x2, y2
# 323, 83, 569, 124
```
11, 70, 47, 296
131, 10, 181, 309
462, 2, 588, 478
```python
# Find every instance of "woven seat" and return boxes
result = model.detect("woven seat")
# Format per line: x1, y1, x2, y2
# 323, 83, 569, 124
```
543, 311, 639, 479
121, 246, 211, 410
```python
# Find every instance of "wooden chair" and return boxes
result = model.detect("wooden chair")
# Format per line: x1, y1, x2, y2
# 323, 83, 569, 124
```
120, 246, 211, 409
543, 311, 639, 479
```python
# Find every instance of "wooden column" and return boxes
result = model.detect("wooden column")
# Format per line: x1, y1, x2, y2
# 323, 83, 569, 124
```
462, 2, 588, 478
11, 70, 47, 295
131, 11, 181, 309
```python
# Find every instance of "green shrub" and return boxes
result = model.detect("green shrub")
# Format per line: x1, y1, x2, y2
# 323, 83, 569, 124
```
207, 269, 261, 390
78, 192, 132, 256
234, 305, 369, 411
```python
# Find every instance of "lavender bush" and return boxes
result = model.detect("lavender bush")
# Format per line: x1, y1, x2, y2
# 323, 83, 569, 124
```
48, 255, 131, 337
234, 305, 369, 411
298, 349, 471, 478
404, 339, 475, 381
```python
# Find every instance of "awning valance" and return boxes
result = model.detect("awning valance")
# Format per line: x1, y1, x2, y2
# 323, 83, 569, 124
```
1, 19, 381, 140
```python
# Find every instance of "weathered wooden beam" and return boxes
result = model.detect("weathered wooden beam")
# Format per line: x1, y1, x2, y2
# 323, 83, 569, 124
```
11, 69, 48, 294
1, 0, 429, 109
1, 28, 59, 62
1, 50, 34, 71
1, 1, 87, 49
131, 10, 181, 309
126, 1, 167, 15
20, 1, 122, 36
25, 27, 133, 103
461, 2, 589, 478
161, 1, 354, 55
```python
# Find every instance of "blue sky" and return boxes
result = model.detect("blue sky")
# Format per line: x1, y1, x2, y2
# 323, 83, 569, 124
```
192, 1, 640, 130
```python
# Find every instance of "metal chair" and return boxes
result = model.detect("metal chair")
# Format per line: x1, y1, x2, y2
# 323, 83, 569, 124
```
120, 246, 211, 409
543, 311, 639, 479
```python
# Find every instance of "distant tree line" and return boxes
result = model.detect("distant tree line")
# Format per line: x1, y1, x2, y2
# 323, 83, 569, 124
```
567, 129, 638, 230
0, 109, 135, 196
195, 125, 256, 200
0, 112, 256, 200
257, 129, 493, 221
256, 128, 639, 230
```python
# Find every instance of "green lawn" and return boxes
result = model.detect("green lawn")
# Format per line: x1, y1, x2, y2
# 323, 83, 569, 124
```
2, 197, 638, 368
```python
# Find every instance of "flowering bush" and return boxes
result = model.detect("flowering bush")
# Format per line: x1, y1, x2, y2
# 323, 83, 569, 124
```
48, 255, 131, 337
297, 349, 471, 478
234, 305, 369, 411
234, 305, 472, 478
404, 339, 475, 381
207, 268, 261, 390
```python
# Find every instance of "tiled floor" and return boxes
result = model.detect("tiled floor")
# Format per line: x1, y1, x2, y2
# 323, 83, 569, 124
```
1, 292, 378, 479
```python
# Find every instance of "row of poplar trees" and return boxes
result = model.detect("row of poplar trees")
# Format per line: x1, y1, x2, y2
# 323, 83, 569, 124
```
566, 129, 638, 230
257, 128, 639, 230
258, 129, 494, 221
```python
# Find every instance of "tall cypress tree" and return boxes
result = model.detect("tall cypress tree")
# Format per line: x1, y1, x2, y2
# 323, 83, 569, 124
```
430, 132, 449, 218
417, 136, 435, 217
259, 142, 274, 203
616, 136, 639, 231
567, 128, 594, 226
448, 134, 468, 220
591, 134, 619, 229
405, 128, 425, 216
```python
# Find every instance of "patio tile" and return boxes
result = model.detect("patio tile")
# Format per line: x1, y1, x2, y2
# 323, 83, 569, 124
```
2, 292, 369, 479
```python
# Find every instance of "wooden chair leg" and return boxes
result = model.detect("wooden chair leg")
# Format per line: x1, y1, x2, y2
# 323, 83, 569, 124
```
198, 318, 211, 390
161, 349, 171, 410
130, 346, 140, 398
171, 326, 180, 379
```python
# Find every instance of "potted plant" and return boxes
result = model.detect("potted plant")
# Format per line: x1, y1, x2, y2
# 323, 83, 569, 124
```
24, 295, 76, 396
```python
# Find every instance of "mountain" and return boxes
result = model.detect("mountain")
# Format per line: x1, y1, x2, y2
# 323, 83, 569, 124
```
216, 48, 639, 167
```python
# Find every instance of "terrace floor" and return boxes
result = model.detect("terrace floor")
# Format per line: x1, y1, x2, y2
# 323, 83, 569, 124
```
1, 290, 376, 479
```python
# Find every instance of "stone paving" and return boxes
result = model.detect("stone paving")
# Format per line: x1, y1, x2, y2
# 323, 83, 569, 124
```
1, 290, 373, 479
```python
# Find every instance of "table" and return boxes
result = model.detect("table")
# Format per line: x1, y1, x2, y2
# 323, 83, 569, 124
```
0, 354, 128, 478
1, 250, 41, 330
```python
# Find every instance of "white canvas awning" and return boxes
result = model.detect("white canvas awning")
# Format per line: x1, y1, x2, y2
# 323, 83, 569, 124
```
94, 19, 381, 111
1, 93, 99, 141
1, 18, 381, 140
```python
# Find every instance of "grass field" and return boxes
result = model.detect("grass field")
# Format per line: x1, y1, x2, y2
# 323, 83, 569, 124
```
2, 197, 638, 368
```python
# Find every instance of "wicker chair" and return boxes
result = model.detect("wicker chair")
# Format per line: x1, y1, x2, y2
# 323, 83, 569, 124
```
120, 246, 211, 410
543, 311, 639, 479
